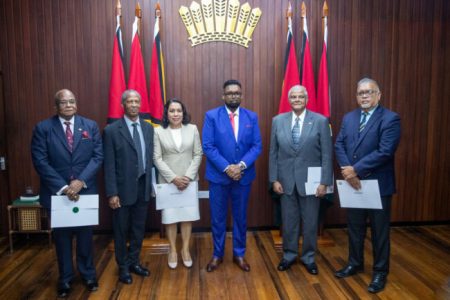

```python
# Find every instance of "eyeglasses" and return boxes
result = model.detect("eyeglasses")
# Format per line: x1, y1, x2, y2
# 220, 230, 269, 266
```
58, 99, 76, 106
356, 90, 379, 97
224, 92, 242, 97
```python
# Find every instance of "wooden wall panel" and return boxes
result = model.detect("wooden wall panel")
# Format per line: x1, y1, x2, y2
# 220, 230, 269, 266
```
0, 0, 449, 234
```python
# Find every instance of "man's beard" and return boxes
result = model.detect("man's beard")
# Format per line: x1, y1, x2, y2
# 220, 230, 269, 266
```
226, 102, 240, 110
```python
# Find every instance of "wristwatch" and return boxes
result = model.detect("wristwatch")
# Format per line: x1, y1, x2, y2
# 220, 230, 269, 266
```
239, 161, 246, 170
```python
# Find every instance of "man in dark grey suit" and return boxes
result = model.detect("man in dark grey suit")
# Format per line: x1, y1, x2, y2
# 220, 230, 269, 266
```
269, 85, 333, 275
103, 89, 154, 284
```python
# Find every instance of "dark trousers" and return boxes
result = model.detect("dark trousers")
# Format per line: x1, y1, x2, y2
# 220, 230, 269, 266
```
209, 181, 252, 258
53, 225, 96, 285
347, 196, 391, 274
280, 187, 320, 264
112, 176, 149, 273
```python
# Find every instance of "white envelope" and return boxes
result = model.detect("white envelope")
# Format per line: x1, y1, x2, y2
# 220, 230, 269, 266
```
155, 181, 198, 210
304, 167, 334, 195
336, 180, 382, 209
51, 195, 99, 228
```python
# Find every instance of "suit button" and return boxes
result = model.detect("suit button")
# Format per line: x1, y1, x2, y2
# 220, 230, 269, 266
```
353, 155, 357, 159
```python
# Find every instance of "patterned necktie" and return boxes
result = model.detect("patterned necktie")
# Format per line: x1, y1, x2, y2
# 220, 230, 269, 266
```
64, 121, 73, 152
132, 123, 145, 177
292, 117, 301, 147
359, 111, 369, 132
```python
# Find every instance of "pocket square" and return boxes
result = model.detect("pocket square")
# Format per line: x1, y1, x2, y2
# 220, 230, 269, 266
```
82, 130, 90, 139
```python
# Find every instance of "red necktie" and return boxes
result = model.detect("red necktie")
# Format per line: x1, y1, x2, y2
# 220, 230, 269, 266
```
64, 121, 73, 152
229, 113, 235, 133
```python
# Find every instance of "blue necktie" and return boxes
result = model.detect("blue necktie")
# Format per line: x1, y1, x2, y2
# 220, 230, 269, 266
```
359, 112, 368, 132
292, 117, 301, 147
132, 123, 145, 177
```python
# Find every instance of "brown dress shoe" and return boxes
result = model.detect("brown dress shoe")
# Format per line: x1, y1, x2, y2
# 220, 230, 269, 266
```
233, 256, 250, 272
206, 257, 223, 272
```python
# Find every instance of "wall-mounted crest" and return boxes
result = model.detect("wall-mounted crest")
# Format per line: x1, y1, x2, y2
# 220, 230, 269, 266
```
179, 0, 262, 48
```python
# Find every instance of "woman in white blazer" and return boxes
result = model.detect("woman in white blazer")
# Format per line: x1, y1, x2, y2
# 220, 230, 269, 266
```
154, 99, 203, 269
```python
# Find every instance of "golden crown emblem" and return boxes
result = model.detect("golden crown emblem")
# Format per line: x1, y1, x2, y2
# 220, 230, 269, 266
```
179, 0, 262, 48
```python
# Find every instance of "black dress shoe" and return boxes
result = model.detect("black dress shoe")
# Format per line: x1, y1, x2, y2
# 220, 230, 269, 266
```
368, 273, 387, 293
233, 256, 251, 272
57, 283, 71, 298
206, 256, 223, 272
335, 265, 364, 278
84, 279, 99, 291
304, 262, 318, 275
130, 264, 150, 277
277, 259, 295, 271
119, 272, 133, 284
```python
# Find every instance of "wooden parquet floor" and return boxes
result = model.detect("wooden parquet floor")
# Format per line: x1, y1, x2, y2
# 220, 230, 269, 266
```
0, 225, 449, 299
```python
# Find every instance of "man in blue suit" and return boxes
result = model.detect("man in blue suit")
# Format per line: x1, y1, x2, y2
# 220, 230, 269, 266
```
31, 89, 103, 298
203, 79, 262, 272
334, 78, 401, 293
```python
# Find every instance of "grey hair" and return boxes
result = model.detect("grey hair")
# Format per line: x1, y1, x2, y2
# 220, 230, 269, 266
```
121, 89, 141, 104
288, 85, 308, 99
357, 78, 380, 91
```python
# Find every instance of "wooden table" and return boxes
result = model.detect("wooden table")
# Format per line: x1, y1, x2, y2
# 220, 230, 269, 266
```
7, 203, 52, 253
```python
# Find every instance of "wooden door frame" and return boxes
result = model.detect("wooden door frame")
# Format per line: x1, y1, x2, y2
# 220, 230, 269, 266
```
0, 61, 11, 236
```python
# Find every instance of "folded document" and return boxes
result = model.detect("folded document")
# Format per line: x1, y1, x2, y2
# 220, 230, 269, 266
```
51, 195, 99, 228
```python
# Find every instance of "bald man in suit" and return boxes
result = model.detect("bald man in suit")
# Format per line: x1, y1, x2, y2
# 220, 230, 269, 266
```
31, 89, 102, 297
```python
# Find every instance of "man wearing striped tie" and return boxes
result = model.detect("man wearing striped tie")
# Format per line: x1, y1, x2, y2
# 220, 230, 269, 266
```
269, 85, 333, 275
334, 78, 401, 293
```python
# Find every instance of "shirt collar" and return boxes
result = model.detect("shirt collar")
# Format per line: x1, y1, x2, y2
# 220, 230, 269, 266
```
59, 115, 75, 125
124, 115, 141, 127
362, 105, 378, 117
292, 109, 306, 122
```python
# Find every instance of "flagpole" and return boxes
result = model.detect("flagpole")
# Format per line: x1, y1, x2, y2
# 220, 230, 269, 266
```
135, 3, 142, 34
322, 1, 328, 39
301, 2, 306, 20
107, 0, 126, 122
156, 2, 161, 19
155, 1, 166, 107
116, 0, 122, 19
316, 0, 334, 246
286, 1, 292, 20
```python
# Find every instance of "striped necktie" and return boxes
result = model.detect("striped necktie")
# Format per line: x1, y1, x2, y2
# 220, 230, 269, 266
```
292, 117, 301, 147
359, 112, 368, 132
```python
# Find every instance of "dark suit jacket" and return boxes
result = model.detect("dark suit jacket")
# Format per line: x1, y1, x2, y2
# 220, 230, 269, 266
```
202, 106, 262, 185
335, 106, 401, 196
103, 117, 154, 205
31, 115, 103, 209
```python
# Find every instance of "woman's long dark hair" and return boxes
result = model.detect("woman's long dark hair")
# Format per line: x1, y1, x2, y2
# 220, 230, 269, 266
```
162, 98, 191, 128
